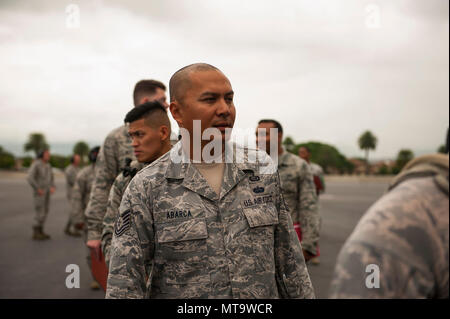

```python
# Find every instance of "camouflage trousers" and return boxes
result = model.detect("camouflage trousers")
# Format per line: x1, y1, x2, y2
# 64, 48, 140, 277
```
33, 191, 50, 227
65, 193, 73, 230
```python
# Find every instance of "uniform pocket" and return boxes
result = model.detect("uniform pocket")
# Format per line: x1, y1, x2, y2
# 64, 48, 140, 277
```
157, 218, 208, 244
243, 204, 279, 228
242, 204, 279, 274
156, 218, 210, 286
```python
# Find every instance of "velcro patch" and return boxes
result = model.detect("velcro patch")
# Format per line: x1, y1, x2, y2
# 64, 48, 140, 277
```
114, 209, 132, 237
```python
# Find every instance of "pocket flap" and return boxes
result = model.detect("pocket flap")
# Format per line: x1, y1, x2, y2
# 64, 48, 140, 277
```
157, 218, 208, 243
243, 205, 279, 228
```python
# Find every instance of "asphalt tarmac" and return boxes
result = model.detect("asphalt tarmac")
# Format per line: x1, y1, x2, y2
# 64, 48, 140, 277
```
0, 171, 390, 299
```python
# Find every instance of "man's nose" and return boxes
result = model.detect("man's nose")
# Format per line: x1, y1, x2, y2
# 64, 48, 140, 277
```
216, 98, 231, 116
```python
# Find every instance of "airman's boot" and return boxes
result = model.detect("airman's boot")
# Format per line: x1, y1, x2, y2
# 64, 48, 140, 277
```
40, 226, 51, 240
90, 281, 100, 290
32, 226, 46, 240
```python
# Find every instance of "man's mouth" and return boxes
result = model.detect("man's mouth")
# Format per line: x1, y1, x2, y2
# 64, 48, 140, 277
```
213, 123, 232, 131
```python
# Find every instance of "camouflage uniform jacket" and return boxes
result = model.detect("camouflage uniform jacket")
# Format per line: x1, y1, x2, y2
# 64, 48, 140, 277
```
277, 149, 319, 255
70, 164, 95, 225
102, 160, 146, 267
27, 159, 55, 193
329, 154, 449, 298
106, 142, 315, 299
85, 125, 135, 241
65, 164, 80, 200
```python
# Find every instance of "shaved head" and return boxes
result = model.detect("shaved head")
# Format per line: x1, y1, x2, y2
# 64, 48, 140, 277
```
125, 101, 171, 132
169, 63, 221, 102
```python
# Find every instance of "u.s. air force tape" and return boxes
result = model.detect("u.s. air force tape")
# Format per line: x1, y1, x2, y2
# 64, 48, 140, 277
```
114, 209, 131, 237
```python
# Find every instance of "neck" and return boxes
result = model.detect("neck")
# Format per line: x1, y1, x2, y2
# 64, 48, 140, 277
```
184, 139, 225, 163
161, 143, 172, 158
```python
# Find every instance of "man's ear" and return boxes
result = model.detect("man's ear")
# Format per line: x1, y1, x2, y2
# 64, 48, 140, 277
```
159, 125, 170, 141
170, 101, 183, 128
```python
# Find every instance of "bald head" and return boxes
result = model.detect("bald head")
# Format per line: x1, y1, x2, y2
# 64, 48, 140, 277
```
169, 63, 221, 102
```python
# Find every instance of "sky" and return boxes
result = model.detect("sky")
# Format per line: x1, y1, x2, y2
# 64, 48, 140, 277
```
0, 0, 448, 160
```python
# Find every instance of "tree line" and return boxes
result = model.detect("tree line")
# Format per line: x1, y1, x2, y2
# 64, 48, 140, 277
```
0, 131, 447, 173
0, 133, 91, 170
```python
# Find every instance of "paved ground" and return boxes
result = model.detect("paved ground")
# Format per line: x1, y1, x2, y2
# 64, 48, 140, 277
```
0, 171, 391, 299
307, 176, 390, 298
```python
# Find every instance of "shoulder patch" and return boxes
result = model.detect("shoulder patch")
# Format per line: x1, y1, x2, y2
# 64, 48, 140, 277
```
114, 209, 132, 237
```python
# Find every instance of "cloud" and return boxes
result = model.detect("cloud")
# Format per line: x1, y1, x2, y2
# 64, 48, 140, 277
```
0, 0, 448, 159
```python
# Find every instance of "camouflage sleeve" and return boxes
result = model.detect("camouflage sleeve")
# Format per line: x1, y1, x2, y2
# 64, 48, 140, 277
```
85, 135, 119, 241
27, 162, 39, 191
102, 176, 126, 268
274, 172, 315, 299
298, 161, 319, 255
329, 241, 435, 298
70, 173, 85, 226
66, 167, 77, 187
106, 178, 154, 299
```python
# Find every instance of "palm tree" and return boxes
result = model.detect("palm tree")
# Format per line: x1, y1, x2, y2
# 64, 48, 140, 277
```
73, 141, 90, 165
24, 133, 49, 157
358, 131, 377, 174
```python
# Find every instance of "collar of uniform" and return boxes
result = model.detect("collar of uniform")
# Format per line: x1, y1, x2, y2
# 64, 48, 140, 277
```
130, 160, 146, 171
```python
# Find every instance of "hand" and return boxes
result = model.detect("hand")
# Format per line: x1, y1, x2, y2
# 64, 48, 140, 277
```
87, 240, 102, 261
50, 187, 56, 194
37, 189, 45, 196
302, 249, 315, 262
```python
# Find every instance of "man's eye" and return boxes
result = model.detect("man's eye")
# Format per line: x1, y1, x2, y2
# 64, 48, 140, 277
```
203, 98, 215, 102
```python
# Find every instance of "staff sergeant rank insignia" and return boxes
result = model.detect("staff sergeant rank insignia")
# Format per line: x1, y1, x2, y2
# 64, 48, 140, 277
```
114, 209, 132, 237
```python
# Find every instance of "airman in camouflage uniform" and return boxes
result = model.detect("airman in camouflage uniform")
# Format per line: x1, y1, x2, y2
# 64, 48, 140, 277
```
329, 153, 449, 298
256, 120, 319, 258
298, 145, 325, 264
71, 146, 101, 289
27, 149, 55, 240
102, 102, 173, 267
71, 164, 95, 228
278, 149, 320, 257
101, 160, 145, 267
106, 63, 314, 299
64, 154, 81, 236
85, 125, 135, 242
85, 80, 169, 255
298, 146, 326, 196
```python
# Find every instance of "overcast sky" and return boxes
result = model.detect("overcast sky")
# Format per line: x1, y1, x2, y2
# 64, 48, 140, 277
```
0, 0, 448, 159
